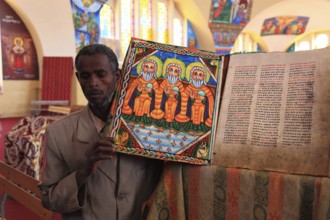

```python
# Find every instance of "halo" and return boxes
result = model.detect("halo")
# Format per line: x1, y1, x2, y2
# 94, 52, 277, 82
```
13, 37, 24, 46
162, 58, 186, 79
136, 55, 163, 78
185, 62, 210, 83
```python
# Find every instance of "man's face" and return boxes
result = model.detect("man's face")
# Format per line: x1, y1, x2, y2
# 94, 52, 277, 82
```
76, 54, 118, 108
167, 64, 180, 85
167, 65, 180, 78
191, 69, 205, 81
141, 61, 156, 81
191, 68, 206, 88
142, 61, 156, 74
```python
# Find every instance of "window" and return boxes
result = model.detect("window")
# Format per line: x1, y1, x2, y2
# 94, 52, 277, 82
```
120, 0, 134, 55
99, 0, 185, 61
157, 0, 168, 43
314, 33, 328, 49
172, 6, 184, 46
139, 0, 152, 40
231, 31, 266, 53
296, 41, 310, 51
286, 31, 330, 52
100, 3, 115, 40
173, 18, 183, 46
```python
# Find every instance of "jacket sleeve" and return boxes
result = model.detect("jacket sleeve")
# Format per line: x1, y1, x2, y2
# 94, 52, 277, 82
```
39, 128, 87, 213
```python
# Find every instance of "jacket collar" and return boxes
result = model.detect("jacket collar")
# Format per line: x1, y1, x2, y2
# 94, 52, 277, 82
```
76, 106, 99, 144
76, 106, 118, 182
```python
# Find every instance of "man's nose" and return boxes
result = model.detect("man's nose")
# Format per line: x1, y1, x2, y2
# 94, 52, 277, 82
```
89, 74, 99, 87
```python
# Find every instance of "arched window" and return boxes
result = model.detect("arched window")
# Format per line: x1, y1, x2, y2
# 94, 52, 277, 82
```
157, 0, 169, 44
286, 31, 330, 52
139, 0, 152, 40
172, 6, 184, 46
99, 0, 185, 61
100, 3, 115, 42
231, 31, 267, 53
120, 0, 135, 56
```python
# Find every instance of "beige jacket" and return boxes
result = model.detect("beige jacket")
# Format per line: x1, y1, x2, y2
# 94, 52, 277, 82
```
39, 107, 162, 220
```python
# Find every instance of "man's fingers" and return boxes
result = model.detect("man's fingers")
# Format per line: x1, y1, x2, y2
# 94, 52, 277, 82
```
97, 137, 117, 146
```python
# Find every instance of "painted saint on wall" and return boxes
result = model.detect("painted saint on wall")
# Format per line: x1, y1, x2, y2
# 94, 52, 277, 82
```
0, 1, 39, 80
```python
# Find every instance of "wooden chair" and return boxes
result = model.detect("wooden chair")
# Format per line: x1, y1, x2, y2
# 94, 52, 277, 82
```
0, 161, 54, 220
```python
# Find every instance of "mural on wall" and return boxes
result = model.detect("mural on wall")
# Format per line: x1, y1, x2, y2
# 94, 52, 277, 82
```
187, 20, 199, 49
71, 0, 103, 53
210, 25, 241, 54
0, 0, 39, 80
209, 0, 253, 55
261, 16, 309, 36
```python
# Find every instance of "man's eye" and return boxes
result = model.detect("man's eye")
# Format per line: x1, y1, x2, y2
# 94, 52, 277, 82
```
97, 71, 106, 77
79, 73, 90, 80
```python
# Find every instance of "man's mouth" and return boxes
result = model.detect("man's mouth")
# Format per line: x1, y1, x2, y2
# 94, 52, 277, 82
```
87, 91, 104, 99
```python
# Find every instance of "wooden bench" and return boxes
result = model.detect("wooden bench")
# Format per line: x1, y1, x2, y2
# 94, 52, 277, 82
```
0, 161, 54, 220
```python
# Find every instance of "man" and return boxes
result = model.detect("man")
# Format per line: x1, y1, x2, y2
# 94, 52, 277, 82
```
39, 44, 163, 220
175, 62, 215, 132
121, 56, 162, 126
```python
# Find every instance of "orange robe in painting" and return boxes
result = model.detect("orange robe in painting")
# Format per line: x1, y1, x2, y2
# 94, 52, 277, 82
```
191, 100, 205, 125
150, 79, 184, 119
122, 77, 159, 115
133, 91, 152, 117
164, 94, 179, 123
175, 84, 214, 127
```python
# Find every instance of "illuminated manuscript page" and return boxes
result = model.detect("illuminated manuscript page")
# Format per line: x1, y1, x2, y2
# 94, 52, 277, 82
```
213, 48, 330, 176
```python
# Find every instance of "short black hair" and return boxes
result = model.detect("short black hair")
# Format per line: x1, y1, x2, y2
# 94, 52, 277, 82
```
75, 44, 119, 71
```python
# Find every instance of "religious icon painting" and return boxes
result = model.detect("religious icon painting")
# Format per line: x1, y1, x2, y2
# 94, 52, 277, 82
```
108, 38, 223, 165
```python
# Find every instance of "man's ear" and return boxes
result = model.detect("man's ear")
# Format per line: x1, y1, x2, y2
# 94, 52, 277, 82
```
115, 69, 121, 81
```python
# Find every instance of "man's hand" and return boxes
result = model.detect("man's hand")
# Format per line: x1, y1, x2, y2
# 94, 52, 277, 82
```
76, 137, 116, 187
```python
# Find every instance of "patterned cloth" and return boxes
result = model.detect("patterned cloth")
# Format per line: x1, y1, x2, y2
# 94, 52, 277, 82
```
147, 163, 330, 220
4, 115, 58, 180
41, 57, 73, 101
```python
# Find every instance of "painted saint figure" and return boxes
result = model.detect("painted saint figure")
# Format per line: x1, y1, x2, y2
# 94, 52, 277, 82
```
190, 90, 206, 135
11, 37, 26, 73
175, 62, 215, 133
122, 56, 162, 126
132, 83, 154, 127
164, 86, 180, 123
151, 58, 185, 132
151, 58, 185, 120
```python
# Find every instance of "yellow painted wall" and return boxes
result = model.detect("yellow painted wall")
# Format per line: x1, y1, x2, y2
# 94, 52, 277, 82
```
0, 0, 86, 118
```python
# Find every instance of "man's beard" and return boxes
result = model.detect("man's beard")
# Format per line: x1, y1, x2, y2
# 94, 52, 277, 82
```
141, 71, 156, 81
191, 78, 204, 88
89, 92, 114, 109
167, 75, 179, 85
